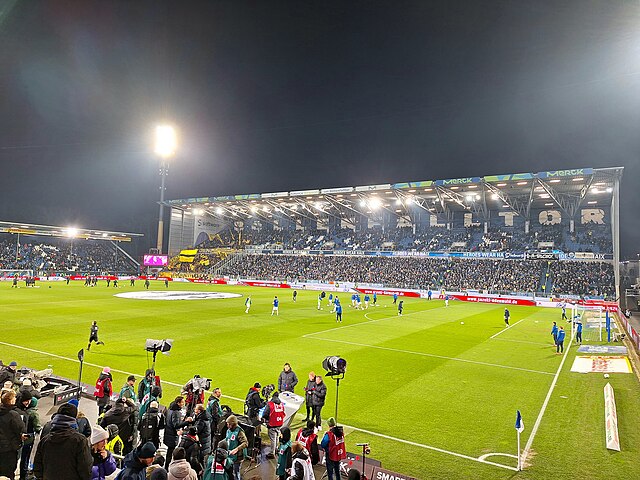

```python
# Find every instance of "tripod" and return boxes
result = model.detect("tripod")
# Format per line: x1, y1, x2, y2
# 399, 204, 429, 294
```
242, 425, 263, 474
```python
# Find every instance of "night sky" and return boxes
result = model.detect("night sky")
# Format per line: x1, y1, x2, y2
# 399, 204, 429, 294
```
1, 1, 639, 256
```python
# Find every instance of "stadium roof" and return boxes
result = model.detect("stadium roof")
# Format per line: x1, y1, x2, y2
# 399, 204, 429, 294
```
0, 221, 143, 242
165, 166, 623, 226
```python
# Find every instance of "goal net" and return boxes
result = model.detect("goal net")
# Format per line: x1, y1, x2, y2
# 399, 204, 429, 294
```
0, 269, 34, 280
570, 304, 617, 343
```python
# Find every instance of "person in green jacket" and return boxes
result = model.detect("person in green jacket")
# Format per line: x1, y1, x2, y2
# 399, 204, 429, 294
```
275, 426, 292, 480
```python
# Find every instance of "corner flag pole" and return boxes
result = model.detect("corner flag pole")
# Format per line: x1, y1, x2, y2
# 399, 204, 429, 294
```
515, 410, 524, 471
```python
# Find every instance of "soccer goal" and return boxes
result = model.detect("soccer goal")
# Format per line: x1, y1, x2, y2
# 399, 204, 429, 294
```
0, 269, 34, 280
570, 304, 609, 343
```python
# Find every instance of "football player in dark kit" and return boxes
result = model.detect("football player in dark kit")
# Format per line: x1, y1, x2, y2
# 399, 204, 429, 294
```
88, 321, 105, 350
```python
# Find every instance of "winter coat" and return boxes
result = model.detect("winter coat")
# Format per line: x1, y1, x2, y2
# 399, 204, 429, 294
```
168, 458, 198, 480
91, 450, 118, 480
303, 379, 315, 403
0, 403, 26, 453
115, 450, 147, 480
96, 373, 113, 406
18, 397, 41, 446
310, 381, 326, 407
178, 434, 202, 473
138, 406, 165, 447
164, 401, 189, 448
0, 366, 16, 386
33, 414, 93, 480
278, 370, 299, 392
100, 401, 136, 445
77, 412, 92, 438
193, 409, 212, 455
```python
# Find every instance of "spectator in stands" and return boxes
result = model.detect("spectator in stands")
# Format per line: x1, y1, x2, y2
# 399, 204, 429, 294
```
0, 390, 26, 480
100, 397, 138, 455
90, 425, 117, 480
18, 390, 40, 479
117, 441, 157, 480
0, 361, 18, 387
33, 401, 93, 480
167, 446, 198, 480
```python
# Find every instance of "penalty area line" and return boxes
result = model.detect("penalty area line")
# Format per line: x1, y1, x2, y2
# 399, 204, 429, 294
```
311, 336, 555, 376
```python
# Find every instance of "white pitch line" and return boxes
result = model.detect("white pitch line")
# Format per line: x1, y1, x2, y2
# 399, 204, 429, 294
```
521, 335, 574, 464
489, 318, 526, 339
1, 339, 520, 472
492, 338, 551, 347
310, 336, 555, 376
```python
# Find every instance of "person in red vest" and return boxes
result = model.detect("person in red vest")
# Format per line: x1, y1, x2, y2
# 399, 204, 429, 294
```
295, 419, 319, 465
320, 417, 346, 480
262, 391, 285, 459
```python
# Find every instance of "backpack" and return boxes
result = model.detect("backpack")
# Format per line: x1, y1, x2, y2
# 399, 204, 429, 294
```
94, 377, 107, 398
140, 412, 158, 441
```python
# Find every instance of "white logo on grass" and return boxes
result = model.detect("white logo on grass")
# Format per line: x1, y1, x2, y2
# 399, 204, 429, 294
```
115, 291, 241, 301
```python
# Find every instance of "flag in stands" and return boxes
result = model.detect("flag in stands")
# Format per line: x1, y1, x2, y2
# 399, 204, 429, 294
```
179, 249, 198, 263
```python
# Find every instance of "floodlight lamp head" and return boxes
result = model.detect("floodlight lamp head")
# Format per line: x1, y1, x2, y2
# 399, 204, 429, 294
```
145, 339, 173, 355
155, 125, 177, 159
322, 356, 346, 376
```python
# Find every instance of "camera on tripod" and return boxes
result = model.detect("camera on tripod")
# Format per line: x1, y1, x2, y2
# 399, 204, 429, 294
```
191, 376, 211, 393
261, 383, 275, 401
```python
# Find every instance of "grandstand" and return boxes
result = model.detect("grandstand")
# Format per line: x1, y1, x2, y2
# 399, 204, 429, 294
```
0, 221, 142, 276
164, 167, 621, 299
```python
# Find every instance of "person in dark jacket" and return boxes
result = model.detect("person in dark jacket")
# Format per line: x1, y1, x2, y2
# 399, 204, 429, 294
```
77, 409, 93, 438
17, 378, 41, 400
90, 425, 117, 480
0, 390, 27, 480
302, 372, 316, 422
33, 402, 93, 480
95, 367, 113, 415
0, 361, 18, 387
278, 363, 298, 393
178, 426, 203, 475
191, 404, 212, 460
138, 400, 165, 448
245, 382, 265, 427
18, 390, 41, 480
310, 376, 326, 429
100, 397, 137, 454
138, 369, 160, 403
117, 441, 157, 480
164, 396, 191, 469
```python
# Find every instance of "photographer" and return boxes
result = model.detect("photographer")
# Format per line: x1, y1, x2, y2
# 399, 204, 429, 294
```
262, 391, 285, 459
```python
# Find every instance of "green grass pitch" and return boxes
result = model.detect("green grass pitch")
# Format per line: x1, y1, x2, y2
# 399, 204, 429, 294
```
1, 281, 640, 479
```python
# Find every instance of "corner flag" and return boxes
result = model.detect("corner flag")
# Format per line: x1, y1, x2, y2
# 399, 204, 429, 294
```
515, 410, 524, 433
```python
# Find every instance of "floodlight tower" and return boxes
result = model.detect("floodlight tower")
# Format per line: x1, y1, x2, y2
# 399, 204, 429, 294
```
154, 125, 177, 253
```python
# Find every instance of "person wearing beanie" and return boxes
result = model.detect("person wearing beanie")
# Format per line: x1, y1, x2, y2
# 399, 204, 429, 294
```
287, 441, 315, 480
295, 420, 319, 465
18, 389, 41, 480
0, 390, 26, 480
167, 446, 198, 480
275, 426, 292, 480
33, 397, 92, 480
320, 418, 346, 480
150, 468, 169, 480
0, 361, 18, 387
119, 375, 136, 401
202, 439, 229, 480
93, 367, 113, 416
117, 441, 157, 480
90, 425, 117, 480
100, 397, 138, 455
244, 382, 265, 428
263, 391, 285, 459
18, 378, 41, 400
224, 415, 248, 480
105, 423, 124, 457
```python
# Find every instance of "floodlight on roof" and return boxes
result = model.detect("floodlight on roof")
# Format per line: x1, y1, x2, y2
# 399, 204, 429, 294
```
193, 208, 204, 216
65, 227, 79, 237
216, 207, 223, 214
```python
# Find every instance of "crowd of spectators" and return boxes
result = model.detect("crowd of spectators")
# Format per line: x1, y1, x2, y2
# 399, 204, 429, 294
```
219, 254, 614, 296
200, 223, 613, 254
0, 238, 137, 275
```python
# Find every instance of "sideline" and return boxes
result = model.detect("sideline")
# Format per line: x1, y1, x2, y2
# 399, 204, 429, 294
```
0, 339, 519, 473
489, 318, 526, 339
308, 336, 555, 376
521, 335, 574, 465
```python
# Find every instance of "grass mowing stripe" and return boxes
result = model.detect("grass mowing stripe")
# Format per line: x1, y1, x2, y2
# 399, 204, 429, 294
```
309, 336, 555, 375
521, 334, 574, 466
492, 337, 551, 347
489, 318, 526, 338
